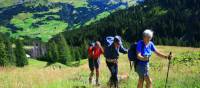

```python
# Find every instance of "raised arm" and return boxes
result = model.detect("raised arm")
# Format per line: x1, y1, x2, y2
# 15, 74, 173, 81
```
96, 41, 104, 53
119, 45, 128, 54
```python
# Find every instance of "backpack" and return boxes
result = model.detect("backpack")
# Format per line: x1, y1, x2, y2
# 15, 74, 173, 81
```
104, 36, 126, 59
104, 36, 123, 47
128, 42, 138, 61
128, 41, 145, 71
92, 46, 103, 59
88, 43, 95, 58
88, 43, 103, 59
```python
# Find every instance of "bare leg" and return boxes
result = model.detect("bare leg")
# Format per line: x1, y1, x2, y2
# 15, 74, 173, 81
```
96, 69, 100, 85
89, 70, 94, 84
137, 77, 144, 88
144, 76, 152, 88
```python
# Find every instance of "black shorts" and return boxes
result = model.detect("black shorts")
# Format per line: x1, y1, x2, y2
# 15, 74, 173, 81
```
88, 58, 100, 71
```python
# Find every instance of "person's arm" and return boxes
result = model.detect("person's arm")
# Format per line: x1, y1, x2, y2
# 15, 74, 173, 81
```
88, 47, 92, 58
119, 45, 128, 54
96, 41, 104, 53
150, 42, 171, 60
154, 50, 169, 59
136, 41, 149, 61
137, 52, 149, 61
100, 46, 104, 54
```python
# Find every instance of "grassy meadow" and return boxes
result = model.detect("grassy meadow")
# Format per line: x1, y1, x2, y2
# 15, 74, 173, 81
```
0, 46, 200, 88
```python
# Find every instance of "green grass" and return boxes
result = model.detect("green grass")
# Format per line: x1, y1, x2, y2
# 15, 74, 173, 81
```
0, 0, 18, 8
0, 46, 200, 88
48, 0, 88, 8
84, 11, 110, 26
10, 12, 68, 42
0, 0, 87, 8
0, 26, 12, 34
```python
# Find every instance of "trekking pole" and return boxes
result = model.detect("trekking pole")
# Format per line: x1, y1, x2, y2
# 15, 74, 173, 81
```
129, 61, 132, 71
165, 52, 172, 88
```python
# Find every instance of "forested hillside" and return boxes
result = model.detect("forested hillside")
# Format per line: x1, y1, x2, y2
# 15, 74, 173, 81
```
0, 0, 138, 42
41, 0, 200, 64
58, 0, 200, 47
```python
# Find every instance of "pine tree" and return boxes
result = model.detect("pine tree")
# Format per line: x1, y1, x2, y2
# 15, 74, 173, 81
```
46, 41, 59, 63
57, 34, 72, 65
4, 36, 16, 66
0, 41, 8, 66
75, 48, 81, 65
80, 40, 88, 59
15, 39, 28, 67
46, 43, 53, 63
74, 48, 81, 61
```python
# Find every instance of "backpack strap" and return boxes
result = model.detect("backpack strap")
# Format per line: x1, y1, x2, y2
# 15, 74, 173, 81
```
141, 41, 151, 61
141, 41, 145, 54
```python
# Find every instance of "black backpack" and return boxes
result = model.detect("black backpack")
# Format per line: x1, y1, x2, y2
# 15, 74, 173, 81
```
128, 42, 138, 61
128, 42, 145, 71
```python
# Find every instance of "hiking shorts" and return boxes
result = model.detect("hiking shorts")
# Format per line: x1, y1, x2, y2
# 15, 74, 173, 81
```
135, 64, 149, 78
88, 58, 100, 71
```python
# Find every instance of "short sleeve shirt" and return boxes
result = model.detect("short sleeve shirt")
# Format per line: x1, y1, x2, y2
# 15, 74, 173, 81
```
136, 40, 156, 65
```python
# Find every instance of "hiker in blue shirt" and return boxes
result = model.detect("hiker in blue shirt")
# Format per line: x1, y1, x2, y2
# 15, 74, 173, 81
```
104, 36, 128, 88
136, 29, 172, 88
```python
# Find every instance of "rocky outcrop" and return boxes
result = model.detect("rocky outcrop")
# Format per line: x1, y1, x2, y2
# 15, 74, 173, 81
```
29, 41, 46, 58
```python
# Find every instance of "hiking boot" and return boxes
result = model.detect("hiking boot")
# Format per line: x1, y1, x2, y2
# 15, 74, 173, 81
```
114, 81, 119, 88
109, 81, 114, 88
95, 79, 100, 86
96, 82, 100, 86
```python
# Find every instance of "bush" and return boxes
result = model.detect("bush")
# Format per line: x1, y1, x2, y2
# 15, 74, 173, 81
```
172, 52, 200, 66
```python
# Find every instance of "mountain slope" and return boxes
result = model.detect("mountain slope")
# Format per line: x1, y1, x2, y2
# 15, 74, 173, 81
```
0, 0, 140, 42
58, 0, 200, 47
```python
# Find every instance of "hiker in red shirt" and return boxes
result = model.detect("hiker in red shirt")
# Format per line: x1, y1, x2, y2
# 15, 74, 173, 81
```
88, 41, 104, 85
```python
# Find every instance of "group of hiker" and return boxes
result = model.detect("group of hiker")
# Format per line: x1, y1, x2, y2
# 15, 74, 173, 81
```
87, 29, 172, 88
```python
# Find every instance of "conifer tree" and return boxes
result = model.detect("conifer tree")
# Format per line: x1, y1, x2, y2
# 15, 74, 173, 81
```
57, 34, 72, 65
4, 36, 16, 65
15, 39, 28, 67
46, 41, 59, 63
0, 41, 8, 66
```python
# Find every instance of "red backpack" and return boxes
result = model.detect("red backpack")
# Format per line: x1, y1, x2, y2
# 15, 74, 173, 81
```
88, 46, 94, 58
88, 46, 102, 59
92, 46, 103, 59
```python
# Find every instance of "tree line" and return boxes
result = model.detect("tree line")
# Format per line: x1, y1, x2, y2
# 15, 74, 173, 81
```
0, 33, 28, 67
39, 34, 85, 65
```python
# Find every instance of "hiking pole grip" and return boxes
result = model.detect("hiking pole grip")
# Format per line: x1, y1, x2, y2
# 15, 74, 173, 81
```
169, 52, 172, 55
168, 52, 172, 60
